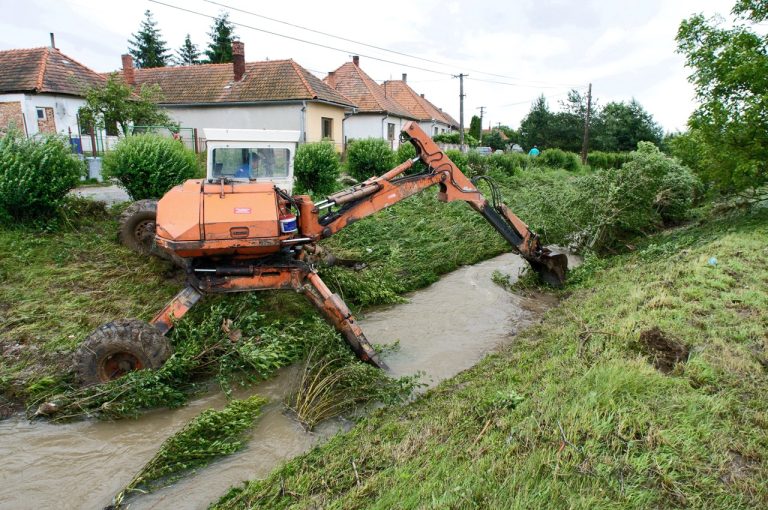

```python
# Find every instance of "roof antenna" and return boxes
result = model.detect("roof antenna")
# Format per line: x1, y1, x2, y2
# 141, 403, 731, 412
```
49, 32, 56, 49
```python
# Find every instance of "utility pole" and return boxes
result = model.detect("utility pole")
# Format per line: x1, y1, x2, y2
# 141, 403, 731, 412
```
580, 83, 592, 165
455, 73, 467, 151
477, 106, 486, 130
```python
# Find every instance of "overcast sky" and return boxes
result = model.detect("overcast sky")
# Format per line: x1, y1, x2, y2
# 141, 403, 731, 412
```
0, 0, 736, 132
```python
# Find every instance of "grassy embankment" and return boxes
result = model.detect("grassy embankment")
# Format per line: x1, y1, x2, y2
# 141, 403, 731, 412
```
215, 206, 768, 509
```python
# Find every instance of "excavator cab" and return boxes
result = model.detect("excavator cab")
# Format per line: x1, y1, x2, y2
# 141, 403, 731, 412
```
204, 128, 300, 193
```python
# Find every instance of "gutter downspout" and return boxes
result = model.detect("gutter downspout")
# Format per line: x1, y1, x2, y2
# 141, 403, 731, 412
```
300, 101, 307, 143
381, 113, 388, 149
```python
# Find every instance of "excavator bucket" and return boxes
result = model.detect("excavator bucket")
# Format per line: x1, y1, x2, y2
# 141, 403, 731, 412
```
527, 250, 569, 288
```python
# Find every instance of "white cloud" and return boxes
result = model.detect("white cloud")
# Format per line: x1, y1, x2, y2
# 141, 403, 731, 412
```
0, 0, 737, 131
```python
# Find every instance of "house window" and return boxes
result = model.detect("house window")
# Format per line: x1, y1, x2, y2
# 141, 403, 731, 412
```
387, 123, 395, 141
321, 117, 333, 140
36, 107, 46, 120
433, 126, 438, 136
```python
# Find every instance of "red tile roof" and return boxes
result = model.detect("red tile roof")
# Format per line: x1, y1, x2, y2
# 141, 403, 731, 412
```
0, 47, 105, 96
381, 80, 457, 128
324, 62, 414, 119
120, 59, 355, 107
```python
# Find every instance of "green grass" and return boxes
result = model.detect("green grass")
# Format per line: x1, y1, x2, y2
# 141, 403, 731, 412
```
214, 207, 768, 509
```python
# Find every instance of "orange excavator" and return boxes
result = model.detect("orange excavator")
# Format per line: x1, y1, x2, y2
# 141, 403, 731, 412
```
74, 121, 568, 385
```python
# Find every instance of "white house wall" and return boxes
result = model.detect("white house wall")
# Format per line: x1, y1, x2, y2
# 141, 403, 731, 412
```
163, 104, 304, 139
343, 114, 410, 149
418, 120, 451, 138
0, 93, 85, 137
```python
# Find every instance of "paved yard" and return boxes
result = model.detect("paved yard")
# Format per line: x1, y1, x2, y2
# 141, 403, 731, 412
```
70, 185, 130, 205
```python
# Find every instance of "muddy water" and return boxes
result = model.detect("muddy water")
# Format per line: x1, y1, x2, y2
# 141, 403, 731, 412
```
0, 253, 560, 510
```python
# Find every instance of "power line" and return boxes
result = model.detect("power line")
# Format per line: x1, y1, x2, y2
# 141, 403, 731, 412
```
148, 0, 454, 76
199, 0, 584, 88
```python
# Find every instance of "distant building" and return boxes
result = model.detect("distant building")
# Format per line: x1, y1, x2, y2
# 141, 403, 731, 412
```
0, 45, 105, 136
114, 42, 355, 151
324, 56, 416, 149
381, 74, 458, 137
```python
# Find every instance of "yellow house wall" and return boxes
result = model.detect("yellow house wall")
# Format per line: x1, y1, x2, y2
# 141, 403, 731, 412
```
306, 102, 346, 151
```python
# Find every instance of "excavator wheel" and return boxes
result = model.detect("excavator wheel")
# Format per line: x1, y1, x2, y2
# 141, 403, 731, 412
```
74, 319, 172, 386
118, 199, 159, 255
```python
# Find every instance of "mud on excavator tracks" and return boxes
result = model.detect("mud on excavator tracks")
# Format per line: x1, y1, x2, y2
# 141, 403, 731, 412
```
75, 121, 568, 385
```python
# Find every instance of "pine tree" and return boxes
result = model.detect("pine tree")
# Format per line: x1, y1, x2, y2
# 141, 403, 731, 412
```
205, 13, 237, 64
175, 34, 201, 66
128, 10, 170, 68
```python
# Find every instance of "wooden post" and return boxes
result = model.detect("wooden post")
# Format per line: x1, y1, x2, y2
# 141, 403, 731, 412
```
193, 128, 199, 153
89, 127, 97, 157
580, 83, 592, 165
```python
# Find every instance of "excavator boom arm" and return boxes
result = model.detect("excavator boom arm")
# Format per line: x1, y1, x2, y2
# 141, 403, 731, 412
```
297, 121, 568, 286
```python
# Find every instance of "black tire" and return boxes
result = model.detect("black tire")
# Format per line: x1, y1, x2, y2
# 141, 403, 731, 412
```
118, 199, 158, 255
74, 319, 173, 386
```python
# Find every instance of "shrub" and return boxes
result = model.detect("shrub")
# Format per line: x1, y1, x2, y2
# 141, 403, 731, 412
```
293, 142, 340, 196
486, 153, 523, 176
493, 143, 702, 253
346, 138, 395, 181
0, 130, 85, 222
537, 148, 582, 171
586, 151, 632, 170
103, 134, 197, 200
395, 141, 426, 175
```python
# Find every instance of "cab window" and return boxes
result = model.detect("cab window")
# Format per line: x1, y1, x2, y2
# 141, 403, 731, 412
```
211, 148, 290, 179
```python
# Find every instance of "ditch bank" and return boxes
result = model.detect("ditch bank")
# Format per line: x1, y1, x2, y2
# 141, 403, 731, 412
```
0, 252, 565, 509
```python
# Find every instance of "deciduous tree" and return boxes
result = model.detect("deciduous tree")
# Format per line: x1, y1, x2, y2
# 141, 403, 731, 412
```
78, 74, 173, 136
677, 0, 768, 195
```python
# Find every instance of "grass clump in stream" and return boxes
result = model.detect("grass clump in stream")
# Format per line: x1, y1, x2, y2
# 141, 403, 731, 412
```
286, 346, 422, 431
111, 395, 267, 508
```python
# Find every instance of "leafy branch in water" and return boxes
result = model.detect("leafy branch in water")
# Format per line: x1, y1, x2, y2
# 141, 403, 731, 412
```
286, 346, 422, 431
111, 395, 267, 508
33, 294, 330, 421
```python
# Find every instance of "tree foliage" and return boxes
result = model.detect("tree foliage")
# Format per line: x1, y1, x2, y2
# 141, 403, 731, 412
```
175, 34, 201, 66
205, 13, 237, 64
469, 115, 482, 141
595, 100, 663, 152
128, 10, 170, 68
78, 74, 173, 136
676, 0, 768, 194
519, 96, 552, 150
518, 93, 662, 154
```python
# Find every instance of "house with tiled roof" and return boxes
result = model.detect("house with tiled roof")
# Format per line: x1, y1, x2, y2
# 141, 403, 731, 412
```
381, 75, 457, 137
324, 56, 416, 149
116, 42, 355, 151
0, 45, 105, 136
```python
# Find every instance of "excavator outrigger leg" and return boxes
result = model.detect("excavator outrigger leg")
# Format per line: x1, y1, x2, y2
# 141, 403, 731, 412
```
149, 266, 387, 370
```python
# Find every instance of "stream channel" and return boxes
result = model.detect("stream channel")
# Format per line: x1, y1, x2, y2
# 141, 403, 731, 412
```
0, 252, 568, 509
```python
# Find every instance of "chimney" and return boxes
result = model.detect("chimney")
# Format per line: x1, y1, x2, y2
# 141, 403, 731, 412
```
420, 93, 425, 98
352, 55, 359, 67
327, 71, 336, 88
121, 54, 135, 86
49, 33, 56, 49
402, 73, 407, 83
232, 41, 245, 81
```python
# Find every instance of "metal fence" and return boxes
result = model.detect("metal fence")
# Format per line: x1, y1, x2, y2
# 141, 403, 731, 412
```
67, 125, 202, 156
